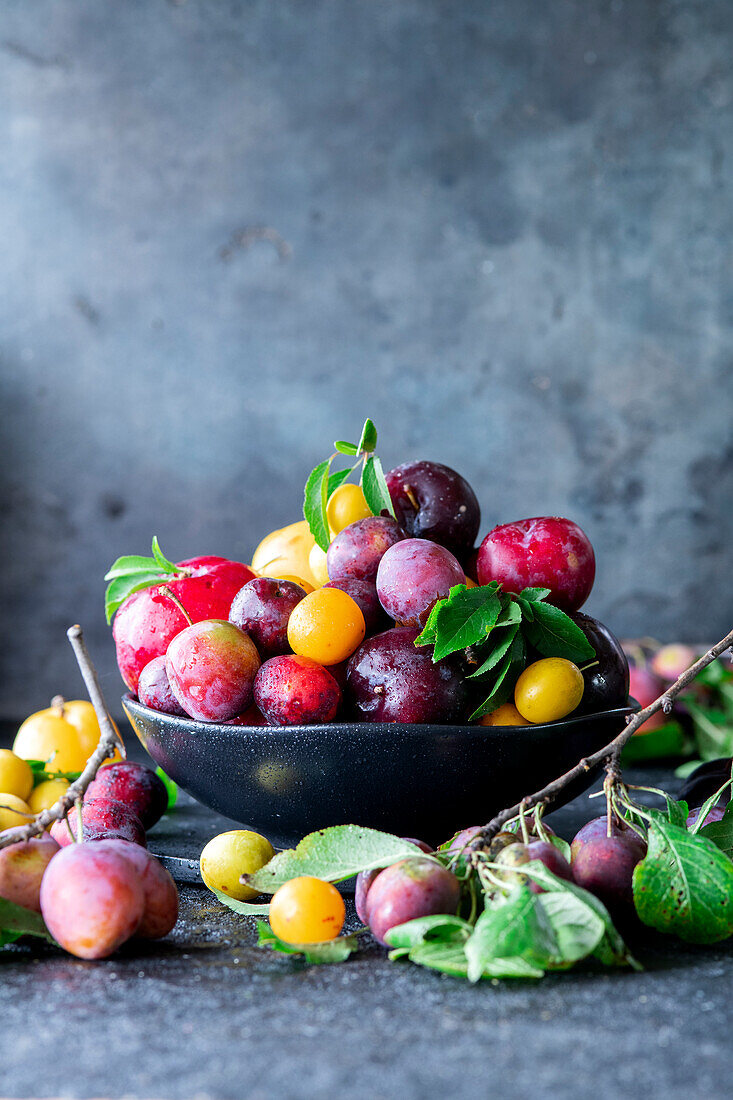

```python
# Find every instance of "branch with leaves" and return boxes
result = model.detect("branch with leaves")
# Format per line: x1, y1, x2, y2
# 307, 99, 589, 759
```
468, 626, 733, 852
303, 418, 395, 550
0, 625, 125, 851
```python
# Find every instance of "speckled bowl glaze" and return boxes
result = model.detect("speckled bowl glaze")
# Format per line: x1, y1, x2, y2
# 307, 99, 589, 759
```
123, 695, 635, 849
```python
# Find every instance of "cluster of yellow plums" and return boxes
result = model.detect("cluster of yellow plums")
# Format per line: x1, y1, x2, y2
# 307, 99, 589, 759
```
0, 699, 122, 830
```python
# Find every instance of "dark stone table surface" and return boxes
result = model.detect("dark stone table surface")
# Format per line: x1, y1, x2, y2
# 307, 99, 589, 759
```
1, 720, 731, 1100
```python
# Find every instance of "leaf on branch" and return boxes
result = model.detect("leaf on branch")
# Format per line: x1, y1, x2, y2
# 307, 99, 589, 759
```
244, 826, 429, 893
303, 458, 332, 550
0, 898, 55, 944
523, 602, 595, 663
361, 455, 395, 518
103, 537, 180, 623
257, 921, 361, 964
467, 623, 521, 679
334, 440, 358, 456
210, 889, 271, 916
423, 586, 502, 662
632, 820, 733, 943
699, 800, 733, 860
357, 418, 378, 455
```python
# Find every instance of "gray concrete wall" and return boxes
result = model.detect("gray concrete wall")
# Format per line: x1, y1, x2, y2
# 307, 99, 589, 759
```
1, 0, 731, 717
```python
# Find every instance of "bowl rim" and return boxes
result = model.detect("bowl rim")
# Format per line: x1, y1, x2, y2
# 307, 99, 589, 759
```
123, 693, 637, 741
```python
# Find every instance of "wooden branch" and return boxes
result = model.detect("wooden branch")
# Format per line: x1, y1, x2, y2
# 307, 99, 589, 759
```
0, 625, 124, 850
469, 626, 733, 850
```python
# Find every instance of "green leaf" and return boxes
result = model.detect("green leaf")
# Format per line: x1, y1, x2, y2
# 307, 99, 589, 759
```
537, 891, 605, 965
151, 536, 178, 573
29, 760, 82, 784
105, 572, 169, 624
257, 921, 361, 964
699, 801, 733, 859
546, 834, 572, 862
303, 458, 332, 551
469, 634, 525, 721
0, 898, 55, 944
645, 791, 689, 828
384, 914, 473, 950
520, 863, 639, 969
523, 602, 595, 663
688, 768, 732, 835
244, 826, 429, 893
361, 455, 395, 518
633, 820, 733, 943
675, 759, 705, 779
466, 888, 557, 981
211, 889, 270, 916
155, 766, 178, 810
104, 555, 165, 579
686, 702, 733, 760
493, 599, 522, 629
467, 623, 520, 679
414, 600, 442, 647
334, 440, 358, 456
327, 468, 352, 498
357, 418, 378, 455
519, 587, 551, 602
431, 586, 502, 662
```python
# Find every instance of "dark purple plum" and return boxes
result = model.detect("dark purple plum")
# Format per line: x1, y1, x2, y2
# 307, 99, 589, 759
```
85, 761, 168, 829
686, 805, 726, 829
526, 841, 572, 893
326, 517, 405, 583
570, 816, 646, 864
376, 539, 465, 627
385, 460, 480, 556
571, 613, 630, 715
229, 578, 306, 658
253, 655, 341, 726
324, 577, 388, 634
346, 626, 468, 724
364, 857, 461, 945
571, 835, 645, 916
354, 838, 432, 923
138, 656, 186, 716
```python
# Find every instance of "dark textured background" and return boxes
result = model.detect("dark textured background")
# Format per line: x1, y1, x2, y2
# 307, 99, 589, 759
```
2, 0, 732, 717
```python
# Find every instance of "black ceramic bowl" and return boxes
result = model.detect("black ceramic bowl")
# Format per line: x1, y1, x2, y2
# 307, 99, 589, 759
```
124, 695, 636, 848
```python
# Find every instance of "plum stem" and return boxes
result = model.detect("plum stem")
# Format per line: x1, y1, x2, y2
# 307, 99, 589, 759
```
469, 626, 733, 852
0, 625, 125, 850
159, 585, 193, 626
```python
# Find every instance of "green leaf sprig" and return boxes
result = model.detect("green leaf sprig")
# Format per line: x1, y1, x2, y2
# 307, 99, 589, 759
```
104, 536, 181, 623
303, 418, 395, 550
415, 583, 595, 721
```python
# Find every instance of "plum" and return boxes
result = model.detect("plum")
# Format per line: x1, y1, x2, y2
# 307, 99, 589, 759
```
526, 841, 572, 892
686, 805, 726, 829
346, 626, 468, 724
571, 613, 630, 715
385, 460, 480, 556
253, 655, 341, 726
101, 840, 179, 938
354, 839, 432, 923
113, 555, 256, 692
376, 539, 465, 627
364, 857, 461, 945
628, 665, 666, 731
138, 656, 186, 716
326, 517, 405, 583
323, 577, 388, 635
229, 577, 306, 658
571, 834, 645, 916
84, 761, 168, 830
166, 620, 261, 722
651, 644, 698, 683
570, 816, 646, 864
50, 798, 147, 848
477, 516, 595, 612
0, 834, 60, 913
40, 842, 145, 959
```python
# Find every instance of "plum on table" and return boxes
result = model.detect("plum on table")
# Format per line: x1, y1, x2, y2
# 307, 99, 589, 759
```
364, 857, 461, 946
84, 761, 168, 830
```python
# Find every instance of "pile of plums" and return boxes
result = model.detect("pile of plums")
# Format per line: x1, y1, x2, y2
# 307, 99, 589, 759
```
0, 761, 178, 959
113, 459, 630, 727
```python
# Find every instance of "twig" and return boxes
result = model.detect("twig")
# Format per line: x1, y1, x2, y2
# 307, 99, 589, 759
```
0, 625, 124, 849
469, 626, 733, 851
